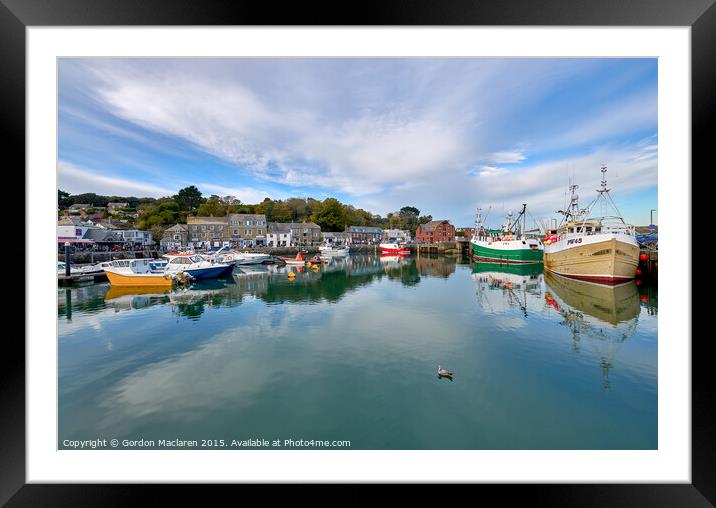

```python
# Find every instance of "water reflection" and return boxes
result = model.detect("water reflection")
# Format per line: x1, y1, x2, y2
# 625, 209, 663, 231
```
71, 255, 463, 321
544, 272, 642, 390
471, 263, 647, 391
472, 263, 544, 317
544, 271, 640, 325
58, 254, 657, 449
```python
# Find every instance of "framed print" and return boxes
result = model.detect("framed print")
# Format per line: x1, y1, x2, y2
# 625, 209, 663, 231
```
3, 0, 713, 502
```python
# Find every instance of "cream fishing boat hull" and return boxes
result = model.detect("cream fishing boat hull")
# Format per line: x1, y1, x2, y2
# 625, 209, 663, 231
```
544, 234, 639, 284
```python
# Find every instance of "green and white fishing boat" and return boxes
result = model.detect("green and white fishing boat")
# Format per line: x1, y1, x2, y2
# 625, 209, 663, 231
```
470, 204, 544, 264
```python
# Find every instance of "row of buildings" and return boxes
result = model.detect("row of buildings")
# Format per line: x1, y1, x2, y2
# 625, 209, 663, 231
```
57, 216, 153, 250
161, 215, 458, 249
160, 214, 404, 250
58, 211, 461, 251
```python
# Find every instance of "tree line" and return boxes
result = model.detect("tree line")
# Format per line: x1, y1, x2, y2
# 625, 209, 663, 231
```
59, 186, 434, 240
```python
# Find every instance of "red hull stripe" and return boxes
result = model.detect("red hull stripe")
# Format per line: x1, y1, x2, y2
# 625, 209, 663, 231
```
549, 271, 634, 285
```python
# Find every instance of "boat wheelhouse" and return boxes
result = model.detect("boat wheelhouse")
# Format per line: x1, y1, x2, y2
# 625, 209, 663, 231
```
470, 204, 544, 264
543, 166, 640, 285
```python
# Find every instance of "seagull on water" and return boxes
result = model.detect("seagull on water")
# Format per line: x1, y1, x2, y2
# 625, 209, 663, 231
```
437, 365, 453, 379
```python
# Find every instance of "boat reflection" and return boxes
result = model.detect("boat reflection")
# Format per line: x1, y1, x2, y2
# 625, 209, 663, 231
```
543, 271, 641, 390
544, 271, 640, 326
414, 255, 457, 277
471, 262, 544, 317
103, 285, 171, 311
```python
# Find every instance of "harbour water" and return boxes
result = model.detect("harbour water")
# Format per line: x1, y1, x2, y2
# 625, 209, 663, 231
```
58, 254, 657, 450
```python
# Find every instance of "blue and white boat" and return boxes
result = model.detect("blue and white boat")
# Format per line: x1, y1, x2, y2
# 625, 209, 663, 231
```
163, 253, 234, 280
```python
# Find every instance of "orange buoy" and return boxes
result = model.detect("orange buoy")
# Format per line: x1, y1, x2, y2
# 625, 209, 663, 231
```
639, 253, 648, 261
640, 295, 649, 302
635, 279, 642, 286
635, 268, 642, 276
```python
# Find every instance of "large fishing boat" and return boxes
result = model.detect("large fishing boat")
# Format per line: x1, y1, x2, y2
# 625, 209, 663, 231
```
470, 204, 543, 264
543, 166, 640, 285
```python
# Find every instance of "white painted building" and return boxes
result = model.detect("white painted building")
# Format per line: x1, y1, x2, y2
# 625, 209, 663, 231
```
119, 229, 153, 246
267, 223, 292, 247
383, 229, 412, 242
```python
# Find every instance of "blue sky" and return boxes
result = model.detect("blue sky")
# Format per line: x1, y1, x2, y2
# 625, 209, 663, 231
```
58, 58, 657, 227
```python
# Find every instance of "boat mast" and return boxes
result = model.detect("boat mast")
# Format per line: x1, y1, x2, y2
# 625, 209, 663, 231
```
506, 204, 527, 236
474, 206, 492, 240
595, 164, 626, 224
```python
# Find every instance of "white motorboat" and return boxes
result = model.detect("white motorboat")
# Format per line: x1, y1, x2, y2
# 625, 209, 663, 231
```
57, 261, 82, 276
201, 247, 271, 265
234, 252, 272, 265
318, 243, 350, 257
163, 253, 234, 280
58, 261, 108, 276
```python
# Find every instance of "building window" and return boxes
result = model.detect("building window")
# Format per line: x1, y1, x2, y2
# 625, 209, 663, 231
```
245, 229, 251, 235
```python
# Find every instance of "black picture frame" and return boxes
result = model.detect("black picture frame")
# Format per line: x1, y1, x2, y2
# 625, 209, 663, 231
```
3, 0, 711, 502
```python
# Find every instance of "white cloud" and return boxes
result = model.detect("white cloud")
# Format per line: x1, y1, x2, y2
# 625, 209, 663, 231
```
355, 141, 657, 226
62, 59, 657, 224
487, 151, 526, 164
58, 161, 176, 197
85, 63, 473, 195
477, 166, 509, 177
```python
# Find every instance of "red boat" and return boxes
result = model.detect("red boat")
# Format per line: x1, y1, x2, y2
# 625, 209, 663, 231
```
277, 251, 323, 265
379, 241, 411, 255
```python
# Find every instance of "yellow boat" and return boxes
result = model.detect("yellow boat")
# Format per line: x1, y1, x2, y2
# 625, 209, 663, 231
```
103, 259, 175, 287
104, 285, 172, 301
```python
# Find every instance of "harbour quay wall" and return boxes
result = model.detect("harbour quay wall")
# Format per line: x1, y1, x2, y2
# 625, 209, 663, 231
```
63, 244, 385, 262
264, 244, 382, 255
638, 249, 658, 281
414, 241, 470, 257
